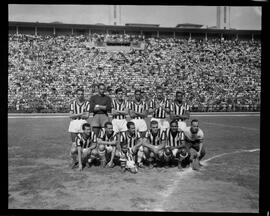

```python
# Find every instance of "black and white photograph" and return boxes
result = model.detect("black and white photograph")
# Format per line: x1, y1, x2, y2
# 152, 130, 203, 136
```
8, 4, 262, 212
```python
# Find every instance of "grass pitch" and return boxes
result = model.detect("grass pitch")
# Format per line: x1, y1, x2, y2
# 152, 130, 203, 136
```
8, 113, 260, 212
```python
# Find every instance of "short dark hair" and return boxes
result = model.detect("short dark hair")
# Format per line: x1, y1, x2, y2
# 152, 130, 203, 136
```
170, 120, 178, 126
115, 88, 123, 94
176, 91, 183, 95
191, 119, 199, 125
104, 121, 113, 128
76, 88, 84, 93
134, 89, 141, 94
127, 121, 135, 129
150, 120, 158, 126
82, 123, 91, 130
98, 83, 105, 88
156, 86, 163, 91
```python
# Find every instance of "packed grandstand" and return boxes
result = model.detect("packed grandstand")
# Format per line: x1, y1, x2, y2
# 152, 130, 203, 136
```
8, 31, 261, 113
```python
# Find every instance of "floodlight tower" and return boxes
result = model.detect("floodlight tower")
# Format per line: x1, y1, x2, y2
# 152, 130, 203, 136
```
111, 5, 121, 26
217, 6, 230, 29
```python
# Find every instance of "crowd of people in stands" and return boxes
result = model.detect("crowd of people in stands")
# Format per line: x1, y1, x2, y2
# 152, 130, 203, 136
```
8, 33, 261, 113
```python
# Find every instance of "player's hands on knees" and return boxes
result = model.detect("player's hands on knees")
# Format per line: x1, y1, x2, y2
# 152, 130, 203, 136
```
86, 148, 91, 155
153, 148, 159, 155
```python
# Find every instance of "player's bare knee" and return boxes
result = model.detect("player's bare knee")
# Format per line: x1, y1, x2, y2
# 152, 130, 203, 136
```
70, 147, 77, 155
115, 150, 121, 158
98, 144, 105, 151
149, 152, 155, 158
143, 147, 149, 155
91, 149, 98, 156
158, 150, 163, 158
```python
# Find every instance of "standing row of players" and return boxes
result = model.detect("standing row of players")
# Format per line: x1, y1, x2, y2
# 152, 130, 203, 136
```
68, 83, 205, 173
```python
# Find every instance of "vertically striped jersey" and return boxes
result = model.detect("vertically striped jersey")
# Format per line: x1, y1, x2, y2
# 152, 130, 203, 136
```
170, 101, 190, 121
128, 100, 148, 119
119, 147, 134, 161
75, 132, 97, 148
145, 129, 166, 146
111, 99, 128, 119
149, 97, 170, 119
98, 128, 118, 142
70, 100, 90, 119
120, 131, 141, 148
165, 129, 185, 147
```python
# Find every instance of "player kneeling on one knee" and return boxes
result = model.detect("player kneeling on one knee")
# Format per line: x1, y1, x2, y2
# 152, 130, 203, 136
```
182, 119, 206, 171
119, 143, 138, 174
97, 122, 119, 168
119, 121, 145, 168
71, 123, 97, 171
164, 120, 190, 169
142, 120, 166, 167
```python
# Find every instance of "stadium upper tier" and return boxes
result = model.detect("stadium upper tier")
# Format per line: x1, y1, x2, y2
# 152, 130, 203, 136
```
8, 33, 261, 112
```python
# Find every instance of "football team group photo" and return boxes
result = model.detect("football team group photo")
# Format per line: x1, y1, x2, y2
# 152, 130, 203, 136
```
8, 4, 261, 212
69, 85, 204, 173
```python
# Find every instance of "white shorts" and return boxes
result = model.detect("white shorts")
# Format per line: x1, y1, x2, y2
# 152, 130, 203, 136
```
68, 119, 88, 133
131, 118, 148, 132
151, 118, 170, 131
112, 119, 127, 133
178, 121, 187, 131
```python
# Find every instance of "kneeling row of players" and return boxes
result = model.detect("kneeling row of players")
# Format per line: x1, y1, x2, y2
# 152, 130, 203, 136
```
70, 119, 206, 173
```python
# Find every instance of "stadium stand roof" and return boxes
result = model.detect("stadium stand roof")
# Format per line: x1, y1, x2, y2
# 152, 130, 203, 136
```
125, 23, 160, 27
9, 21, 261, 37
176, 23, 203, 28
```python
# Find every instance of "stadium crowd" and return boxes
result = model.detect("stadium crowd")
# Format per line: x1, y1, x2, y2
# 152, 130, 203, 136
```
8, 33, 261, 113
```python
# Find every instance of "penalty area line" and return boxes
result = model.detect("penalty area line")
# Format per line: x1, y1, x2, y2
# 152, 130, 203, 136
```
152, 148, 260, 212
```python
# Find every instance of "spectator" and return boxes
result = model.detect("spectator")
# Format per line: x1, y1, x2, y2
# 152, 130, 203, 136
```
8, 33, 261, 112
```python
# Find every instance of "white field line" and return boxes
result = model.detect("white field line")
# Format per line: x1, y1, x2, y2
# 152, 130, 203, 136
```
201, 148, 260, 165
152, 148, 260, 211
8, 113, 260, 119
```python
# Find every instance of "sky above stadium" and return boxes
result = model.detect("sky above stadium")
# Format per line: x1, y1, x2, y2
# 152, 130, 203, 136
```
8, 5, 262, 30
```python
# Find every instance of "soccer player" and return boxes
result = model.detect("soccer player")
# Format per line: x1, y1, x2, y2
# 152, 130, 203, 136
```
119, 121, 144, 167
70, 123, 97, 171
183, 119, 206, 170
90, 83, 112, 136
170, 91, 190, 131
148, 87, 171, 131
97, 121, 119, 168
68, 88, 90, 158
128, 89, 148, 137
111, 88, 129, 133
142, 120, 167, 168
118, 143, 138, 174
164, 120, 190, 170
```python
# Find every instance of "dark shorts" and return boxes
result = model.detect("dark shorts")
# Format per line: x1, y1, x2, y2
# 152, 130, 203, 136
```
188, 143, 206, 159
91, 114, 109, 128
